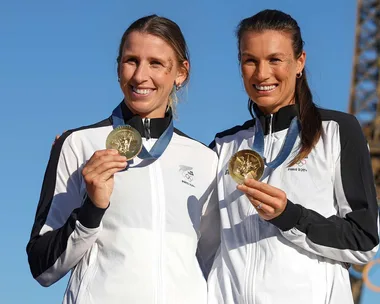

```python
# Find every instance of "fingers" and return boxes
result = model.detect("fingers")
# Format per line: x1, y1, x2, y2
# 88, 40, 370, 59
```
247, 196, 275, 214
237, 183, 282, 211
82, 150, 127, 185
85, 167, 124, 189
83, 150, 126, 175
52, 134, 61, 147
52, 130, 67, 146
88, 154, 127, 169
244, 178, 284, 198
237, 178, 288, 220
86, 149, 120, 163
238, 183, 273, 204
84, 161, 127, 182
241, 179, 286, 205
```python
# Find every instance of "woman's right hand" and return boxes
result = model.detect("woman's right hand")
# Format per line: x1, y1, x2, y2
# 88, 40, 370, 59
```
82, 149, 127, 209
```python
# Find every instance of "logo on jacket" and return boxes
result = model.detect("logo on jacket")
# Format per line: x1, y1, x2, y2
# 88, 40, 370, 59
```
179, 165, 195, 187
287, 157, 308, 172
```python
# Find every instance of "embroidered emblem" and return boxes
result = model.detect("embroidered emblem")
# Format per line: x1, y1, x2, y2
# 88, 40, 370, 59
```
179, 165, 195, 187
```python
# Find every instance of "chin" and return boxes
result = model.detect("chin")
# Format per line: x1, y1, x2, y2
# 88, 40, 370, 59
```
124, 99, 144, 111
129, 105, 152, 115
251, 96, 275, 105
126, 101, 167, 118
250, 98, 281, 114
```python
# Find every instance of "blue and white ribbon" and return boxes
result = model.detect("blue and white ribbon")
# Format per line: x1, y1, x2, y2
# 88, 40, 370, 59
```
111, 103, 173, 160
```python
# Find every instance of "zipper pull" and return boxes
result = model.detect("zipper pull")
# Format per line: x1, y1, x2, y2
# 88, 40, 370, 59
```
144, 118, 151, 139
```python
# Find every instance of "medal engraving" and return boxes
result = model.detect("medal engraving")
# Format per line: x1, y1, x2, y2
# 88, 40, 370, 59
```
106, 126, 142, 160
228, 149, 264, 184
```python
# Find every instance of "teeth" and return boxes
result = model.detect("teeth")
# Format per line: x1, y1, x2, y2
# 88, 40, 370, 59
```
132, 87, 152, 95
255, 85, 276, 91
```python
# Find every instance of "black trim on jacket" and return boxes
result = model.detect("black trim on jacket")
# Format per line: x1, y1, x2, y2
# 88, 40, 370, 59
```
26, 119, 111, 279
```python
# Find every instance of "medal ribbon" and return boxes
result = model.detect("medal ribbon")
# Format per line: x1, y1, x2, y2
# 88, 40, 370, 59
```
251, 105, 300, 169
111, 103, 173, 160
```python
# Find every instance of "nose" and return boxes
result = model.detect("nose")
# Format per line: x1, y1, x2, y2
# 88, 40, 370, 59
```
132, 62, 149, 83
255, 61, 271, 81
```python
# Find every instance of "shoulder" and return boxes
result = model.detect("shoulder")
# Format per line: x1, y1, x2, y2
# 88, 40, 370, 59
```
319, 108, 358, 125
52, 117, 112, 154
318, 108, 362, 135
209, 119, 255, 149
317, 108, 367, 147
173, 128, 216, 155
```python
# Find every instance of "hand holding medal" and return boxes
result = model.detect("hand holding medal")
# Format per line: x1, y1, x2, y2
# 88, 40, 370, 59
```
237, 179, 287, 220
83, 103, 174, 209
230, 103, 300, 219
82, 149, 128, 209
53, 132, 130, 209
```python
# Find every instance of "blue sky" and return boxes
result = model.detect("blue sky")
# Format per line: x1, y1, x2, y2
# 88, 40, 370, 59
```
1, 0, 379, 303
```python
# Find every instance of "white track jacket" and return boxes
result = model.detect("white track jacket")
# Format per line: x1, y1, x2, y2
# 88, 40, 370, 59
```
27, 102, 220, 304
208, 104, 379, 304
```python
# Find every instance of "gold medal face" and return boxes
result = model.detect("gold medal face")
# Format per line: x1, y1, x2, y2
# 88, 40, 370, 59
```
228, 149, 265, 184
106, 126, 142, 160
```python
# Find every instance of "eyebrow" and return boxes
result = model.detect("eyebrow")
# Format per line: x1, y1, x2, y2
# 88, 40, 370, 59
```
121, 53, 169, 62
241, 52, 287, 58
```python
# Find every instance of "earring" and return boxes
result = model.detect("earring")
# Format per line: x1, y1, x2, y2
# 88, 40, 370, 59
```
175, 83, 182, 91
296, 72, 303, 78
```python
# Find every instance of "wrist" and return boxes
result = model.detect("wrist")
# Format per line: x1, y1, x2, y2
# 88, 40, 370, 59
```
78, 194, 109, 228
268, 199, 302, 231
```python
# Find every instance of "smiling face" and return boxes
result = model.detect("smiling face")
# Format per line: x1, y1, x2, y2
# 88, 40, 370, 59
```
118, 31, 188, 118
240, 30, 305, 114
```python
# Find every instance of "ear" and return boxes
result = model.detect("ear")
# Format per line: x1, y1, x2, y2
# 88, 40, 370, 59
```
116, 55, 122, 80
175, 60, 190, 86
296, 51, 306, 74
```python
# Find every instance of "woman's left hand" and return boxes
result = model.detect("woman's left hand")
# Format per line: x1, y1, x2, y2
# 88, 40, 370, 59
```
237, 178, 287, 220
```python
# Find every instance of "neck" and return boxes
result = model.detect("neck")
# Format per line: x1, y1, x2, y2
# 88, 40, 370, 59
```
257, 99, 295, 115
139, 112, 166, 119
124, 101, 167, 119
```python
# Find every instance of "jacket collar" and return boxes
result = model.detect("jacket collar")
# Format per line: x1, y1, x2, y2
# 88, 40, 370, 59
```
252, 103, 300, 135
113, 101, 172, 139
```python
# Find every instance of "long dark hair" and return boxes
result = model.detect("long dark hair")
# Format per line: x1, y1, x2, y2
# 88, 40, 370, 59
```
237, 9, 321, 166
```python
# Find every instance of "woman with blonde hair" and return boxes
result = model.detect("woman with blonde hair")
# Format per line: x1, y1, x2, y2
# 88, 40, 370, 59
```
27, 15, 220, 304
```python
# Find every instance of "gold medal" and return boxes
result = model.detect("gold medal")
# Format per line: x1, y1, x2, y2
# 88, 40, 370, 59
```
228, 149, 265, 184
106, 126, 142, 160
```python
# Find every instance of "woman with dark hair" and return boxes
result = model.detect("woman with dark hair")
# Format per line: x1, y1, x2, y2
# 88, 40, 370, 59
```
26, 15, 220, 304
208, 9, 379, 303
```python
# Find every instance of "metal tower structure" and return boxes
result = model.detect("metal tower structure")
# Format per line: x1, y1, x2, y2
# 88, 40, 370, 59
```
348, 0, 380, 303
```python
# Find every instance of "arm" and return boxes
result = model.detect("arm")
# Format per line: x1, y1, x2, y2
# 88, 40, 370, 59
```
26, 132, 107, 287
269, 115, 379, 264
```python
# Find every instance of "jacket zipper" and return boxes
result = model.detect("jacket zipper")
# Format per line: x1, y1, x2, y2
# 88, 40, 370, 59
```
145, 120, 165, 304
246, 208, 259, 304
243, 209, 254, 304
153, 158, 166, 304
267, 114, 274, 162
144, 118, 151, 139
246, 115, 274, 304
263, 114, 274, 158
